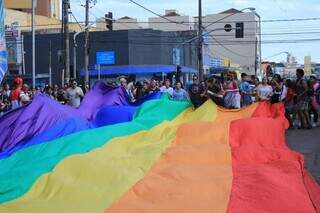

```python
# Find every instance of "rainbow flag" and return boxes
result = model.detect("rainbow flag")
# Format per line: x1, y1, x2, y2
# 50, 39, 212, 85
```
0, 92, 319, 212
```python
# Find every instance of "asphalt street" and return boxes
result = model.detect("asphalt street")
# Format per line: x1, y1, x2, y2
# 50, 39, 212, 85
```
286, 127, 320, 183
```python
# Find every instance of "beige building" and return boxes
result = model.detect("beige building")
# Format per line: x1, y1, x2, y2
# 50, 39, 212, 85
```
4, 1, 101, 33
4, 0, 60, 19
304, 55, 312, 76
148, 10, 194, 31
199, 8, 262, 76
96, 16, 144, 31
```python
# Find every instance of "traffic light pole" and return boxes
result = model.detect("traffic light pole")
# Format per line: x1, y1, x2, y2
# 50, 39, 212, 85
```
84, 0, 90, 85
73, 23, 94, 80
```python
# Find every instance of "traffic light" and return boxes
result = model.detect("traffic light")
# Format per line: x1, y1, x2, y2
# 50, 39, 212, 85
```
105, 12, 113, 31
235, 22, 244, 38
176, 65, 182, 82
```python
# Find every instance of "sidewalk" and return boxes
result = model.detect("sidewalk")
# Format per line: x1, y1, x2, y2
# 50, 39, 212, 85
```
286, 127, 320, 183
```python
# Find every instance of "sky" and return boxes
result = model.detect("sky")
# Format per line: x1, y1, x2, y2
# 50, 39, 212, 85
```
70, 0, 320, 64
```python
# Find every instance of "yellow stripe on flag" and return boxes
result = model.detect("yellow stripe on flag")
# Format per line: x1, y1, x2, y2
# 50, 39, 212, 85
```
0, 101, 217, 213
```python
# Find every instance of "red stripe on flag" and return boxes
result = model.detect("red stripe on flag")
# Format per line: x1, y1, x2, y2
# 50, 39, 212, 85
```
228, 102, 320, 212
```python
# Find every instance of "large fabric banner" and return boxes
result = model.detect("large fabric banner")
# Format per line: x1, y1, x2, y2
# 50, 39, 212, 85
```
0, 0, 7, 83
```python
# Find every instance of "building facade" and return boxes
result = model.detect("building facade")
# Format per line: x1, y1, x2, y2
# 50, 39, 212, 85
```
4, 0, 60, 19
9, 29, 197, 86
100, 8, 261, 76
96, 16, 144, 31
148, 10, 194, 31
200, 8, 261, 76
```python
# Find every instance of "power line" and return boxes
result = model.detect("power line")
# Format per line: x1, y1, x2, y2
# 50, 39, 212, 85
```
128, 0, 196, 27
10, 37, 320, 46
206, 34, 253, 58
12, 16, 320, 28
90, 17, 320, 24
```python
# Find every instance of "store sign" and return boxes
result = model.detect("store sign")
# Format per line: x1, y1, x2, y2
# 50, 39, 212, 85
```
96, 51, 115, 65
5, 22, 22, 65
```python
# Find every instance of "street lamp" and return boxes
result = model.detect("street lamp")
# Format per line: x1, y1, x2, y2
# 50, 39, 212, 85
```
73, 23, 95, 79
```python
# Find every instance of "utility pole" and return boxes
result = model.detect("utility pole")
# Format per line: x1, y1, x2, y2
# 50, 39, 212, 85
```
63, 0, 70, 84
84, 0, 90, 85
198, 0, 203, 81
73, 38, 77, 80
31, 0, 36, 87
49, 40, 52, 86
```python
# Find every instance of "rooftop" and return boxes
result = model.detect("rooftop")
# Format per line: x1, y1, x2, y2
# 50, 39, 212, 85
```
219, 8, 243, 14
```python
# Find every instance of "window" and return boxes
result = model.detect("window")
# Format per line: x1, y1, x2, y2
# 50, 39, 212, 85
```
235, 22, 244, 38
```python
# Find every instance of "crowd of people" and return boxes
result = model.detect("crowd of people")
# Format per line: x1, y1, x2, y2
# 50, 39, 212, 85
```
118, 69, 319, 129
0, 78, 86, 116
1, 68, 319, 129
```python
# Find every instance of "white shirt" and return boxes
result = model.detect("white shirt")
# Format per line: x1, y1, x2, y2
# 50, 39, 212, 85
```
19, 91, 30, 105
258, 85, 273, 101
160, 86, 174, 97
280, 85, 288, 101
66, 87, 84, 108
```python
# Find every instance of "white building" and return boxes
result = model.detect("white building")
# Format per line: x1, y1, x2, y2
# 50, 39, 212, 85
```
148, 10, 194, 31
96, 16, 144, 30
200, 8, 261, 76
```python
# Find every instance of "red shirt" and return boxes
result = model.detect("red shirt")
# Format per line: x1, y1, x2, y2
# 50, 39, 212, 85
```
11, 88, 21, 101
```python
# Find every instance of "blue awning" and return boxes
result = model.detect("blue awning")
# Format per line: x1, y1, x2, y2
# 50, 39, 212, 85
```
80, 65, 197, 76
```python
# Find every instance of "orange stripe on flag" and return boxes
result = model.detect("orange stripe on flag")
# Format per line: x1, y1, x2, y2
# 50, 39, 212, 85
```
106, 104, 257, 213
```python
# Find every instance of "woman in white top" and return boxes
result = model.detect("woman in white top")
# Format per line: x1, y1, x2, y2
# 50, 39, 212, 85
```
257, 77, 273, 101
160, 79, 174, 97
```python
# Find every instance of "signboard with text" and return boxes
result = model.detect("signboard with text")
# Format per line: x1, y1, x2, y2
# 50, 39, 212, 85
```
96, 51, 115, 65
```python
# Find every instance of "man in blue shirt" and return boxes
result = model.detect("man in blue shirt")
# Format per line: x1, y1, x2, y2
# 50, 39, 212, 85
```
239, 73, 252, 107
